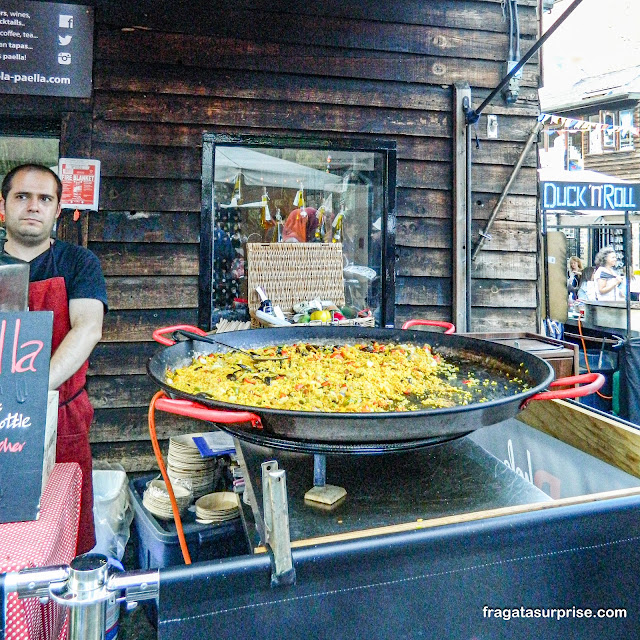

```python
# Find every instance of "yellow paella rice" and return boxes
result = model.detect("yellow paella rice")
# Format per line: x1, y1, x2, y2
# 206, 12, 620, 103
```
165, 342, 523, 413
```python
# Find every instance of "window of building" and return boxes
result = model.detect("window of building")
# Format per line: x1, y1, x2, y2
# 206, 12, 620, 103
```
585, 109, 635, 155
588, 115, 602, 155
601, 111, 616, 149
200, 134, 397, 329
619, 109, 635, 150
0, 135, 59, 185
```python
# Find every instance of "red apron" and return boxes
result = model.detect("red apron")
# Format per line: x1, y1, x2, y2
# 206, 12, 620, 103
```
29, 277, 96, 555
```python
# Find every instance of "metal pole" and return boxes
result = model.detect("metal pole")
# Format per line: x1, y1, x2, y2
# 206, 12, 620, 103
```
466, 0, 587, 123
625, 209, 631, 339
465, 122, 473, 329
57, 555, 110, 640
313, 455, 327, 488
261, 460, 278, 545
453, 85, 471, 332
4, 561, 159, 640
266, 469, 295, 587
472, 121, 543, 261
542, 208, 550, 324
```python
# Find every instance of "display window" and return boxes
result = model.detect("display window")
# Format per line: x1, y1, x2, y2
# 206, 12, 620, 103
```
200, 135, 397, 329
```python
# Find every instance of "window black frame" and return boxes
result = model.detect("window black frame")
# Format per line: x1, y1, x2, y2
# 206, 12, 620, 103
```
200, 133, 397, 330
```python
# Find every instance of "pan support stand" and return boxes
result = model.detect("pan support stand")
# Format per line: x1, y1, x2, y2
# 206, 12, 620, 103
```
261, 461, 296, 587
232, 439, 296, 587
232, 442, 345, 588
304, 455, 347, 506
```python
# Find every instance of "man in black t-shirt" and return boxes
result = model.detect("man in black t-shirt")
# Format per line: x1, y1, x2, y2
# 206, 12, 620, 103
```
1, 163, 107, 554
29, 239, 108, 308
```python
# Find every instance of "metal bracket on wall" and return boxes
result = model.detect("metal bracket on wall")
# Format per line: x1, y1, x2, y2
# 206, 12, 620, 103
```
471, 121, 542, 262
261, 461, 296, 587
453, 83, 471, 332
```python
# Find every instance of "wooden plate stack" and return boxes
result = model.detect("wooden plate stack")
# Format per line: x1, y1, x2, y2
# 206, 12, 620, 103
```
195, 492, 240, 524
167, 434, 218, 498
142, 478, 193, 521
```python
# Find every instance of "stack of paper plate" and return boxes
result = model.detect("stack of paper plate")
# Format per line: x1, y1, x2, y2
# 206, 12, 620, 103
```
167, 434, 218, 498
195, 492, 240, 524
142, 478, 192, 521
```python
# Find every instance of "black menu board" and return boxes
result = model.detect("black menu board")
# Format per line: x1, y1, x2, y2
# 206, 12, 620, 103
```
0, 1, 93, 97
0, 311, 53, 523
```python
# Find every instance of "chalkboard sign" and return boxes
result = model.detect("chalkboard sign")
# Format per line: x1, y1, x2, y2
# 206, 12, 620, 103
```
0, 1, 93, 98
0, 311, 53, 523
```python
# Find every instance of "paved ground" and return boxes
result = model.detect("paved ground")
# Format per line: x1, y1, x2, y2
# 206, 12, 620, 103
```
118, 541, 157, 640
119, 603, 157, 640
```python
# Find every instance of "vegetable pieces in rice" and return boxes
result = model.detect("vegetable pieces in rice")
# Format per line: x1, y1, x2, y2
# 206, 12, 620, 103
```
166, 342, 527, 413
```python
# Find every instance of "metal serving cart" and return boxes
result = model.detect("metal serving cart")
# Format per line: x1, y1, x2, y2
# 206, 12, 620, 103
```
5, 334, 640, 639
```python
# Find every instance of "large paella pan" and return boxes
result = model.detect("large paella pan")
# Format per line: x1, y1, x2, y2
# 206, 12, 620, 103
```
147, 323, 602, 449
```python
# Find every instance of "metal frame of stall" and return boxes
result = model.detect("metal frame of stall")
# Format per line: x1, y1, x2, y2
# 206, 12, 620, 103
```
541, 180, 639, 340
7, 405, 640, 640
543, 215, 632, 337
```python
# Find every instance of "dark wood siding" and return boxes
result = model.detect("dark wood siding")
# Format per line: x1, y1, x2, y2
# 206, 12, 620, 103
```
4, 0, 542, 470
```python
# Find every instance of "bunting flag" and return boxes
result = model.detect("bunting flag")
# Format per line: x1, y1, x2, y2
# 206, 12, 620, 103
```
538, 112, 640, 136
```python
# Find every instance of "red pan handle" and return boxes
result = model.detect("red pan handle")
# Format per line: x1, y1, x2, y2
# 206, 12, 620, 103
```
402, 320, 456, 334
153, 325, 207, 346
155, 396, 263, 429
520, 372, 605, 408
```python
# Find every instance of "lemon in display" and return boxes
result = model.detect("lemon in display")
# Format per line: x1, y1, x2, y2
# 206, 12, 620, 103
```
310, 310, 332, 322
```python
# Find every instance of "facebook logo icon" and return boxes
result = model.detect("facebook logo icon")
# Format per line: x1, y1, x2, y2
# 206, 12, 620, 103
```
59, 15, 74, 29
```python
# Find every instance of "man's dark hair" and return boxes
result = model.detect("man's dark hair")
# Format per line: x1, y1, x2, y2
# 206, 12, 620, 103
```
1, 163, 62, 203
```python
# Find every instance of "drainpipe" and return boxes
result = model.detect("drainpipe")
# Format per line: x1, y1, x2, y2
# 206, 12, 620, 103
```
462, 0, 587, 322
465, 0, 587, 126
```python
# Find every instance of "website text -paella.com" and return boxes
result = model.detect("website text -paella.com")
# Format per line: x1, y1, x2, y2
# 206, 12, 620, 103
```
0, 71, 71, 85
482, 605, 627, 621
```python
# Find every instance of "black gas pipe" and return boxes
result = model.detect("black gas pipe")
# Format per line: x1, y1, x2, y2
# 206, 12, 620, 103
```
465, 0, 587, 126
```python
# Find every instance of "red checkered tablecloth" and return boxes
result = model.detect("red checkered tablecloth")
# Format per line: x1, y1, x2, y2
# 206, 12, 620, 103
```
1, 463, 82, 640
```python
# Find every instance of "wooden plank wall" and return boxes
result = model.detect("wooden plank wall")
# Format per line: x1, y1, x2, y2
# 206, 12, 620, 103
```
6, 0, 544, 470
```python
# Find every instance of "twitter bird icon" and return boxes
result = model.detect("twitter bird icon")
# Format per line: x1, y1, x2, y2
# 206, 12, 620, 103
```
58, 35, 72, 46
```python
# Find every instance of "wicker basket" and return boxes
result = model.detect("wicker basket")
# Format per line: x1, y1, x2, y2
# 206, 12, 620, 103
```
246, 242, 374, 328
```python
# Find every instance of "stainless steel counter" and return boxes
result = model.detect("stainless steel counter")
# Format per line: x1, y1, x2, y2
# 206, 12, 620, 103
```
582, 300, 640, 334
565, 315, 638, 339
235, 430, 551, 550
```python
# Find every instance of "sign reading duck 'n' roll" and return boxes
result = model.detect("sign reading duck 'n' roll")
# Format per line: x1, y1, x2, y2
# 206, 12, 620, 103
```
540, 180, 640, 212
0, 311, 53, 523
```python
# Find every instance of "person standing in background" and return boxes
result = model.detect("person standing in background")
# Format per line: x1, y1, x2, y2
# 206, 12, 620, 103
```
567, 255, 583, 300
594, 247, 624, 301
577, 265, 596, 301
0, 164, 107, 554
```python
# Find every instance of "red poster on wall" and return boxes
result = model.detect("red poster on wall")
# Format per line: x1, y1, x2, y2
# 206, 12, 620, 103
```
58, 158, 101, 210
